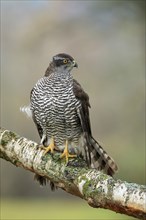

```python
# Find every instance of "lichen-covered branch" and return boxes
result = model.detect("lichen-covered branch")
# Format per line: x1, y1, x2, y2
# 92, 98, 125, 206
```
0, 128, 145, 219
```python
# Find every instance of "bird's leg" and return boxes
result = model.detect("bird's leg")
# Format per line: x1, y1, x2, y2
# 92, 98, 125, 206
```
41, 136, 55, 154
60, 140, 77, 163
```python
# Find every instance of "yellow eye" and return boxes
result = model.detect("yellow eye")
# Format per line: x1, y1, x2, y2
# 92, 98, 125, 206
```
63, 59, 68, 64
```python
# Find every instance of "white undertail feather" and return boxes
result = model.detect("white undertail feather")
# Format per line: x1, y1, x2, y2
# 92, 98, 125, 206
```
20, 105, 33, 119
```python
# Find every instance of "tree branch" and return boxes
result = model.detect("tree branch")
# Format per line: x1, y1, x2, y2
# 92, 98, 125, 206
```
0, 128, 145, 219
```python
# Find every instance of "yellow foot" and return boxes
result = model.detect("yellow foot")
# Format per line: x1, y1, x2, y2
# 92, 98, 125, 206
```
41, 137, 56, 155
60, 140, 77, 163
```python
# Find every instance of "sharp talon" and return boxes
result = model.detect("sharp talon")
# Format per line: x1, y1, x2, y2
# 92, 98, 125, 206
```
40, 145, 46, 150
60, 140, 77, 163
41, 137, 55, 155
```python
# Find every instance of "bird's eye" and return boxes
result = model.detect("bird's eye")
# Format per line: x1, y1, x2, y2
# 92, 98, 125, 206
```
63, 59, 68, 64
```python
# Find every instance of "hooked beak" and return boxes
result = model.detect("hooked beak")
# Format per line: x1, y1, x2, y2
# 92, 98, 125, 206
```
73, 60, 78, 68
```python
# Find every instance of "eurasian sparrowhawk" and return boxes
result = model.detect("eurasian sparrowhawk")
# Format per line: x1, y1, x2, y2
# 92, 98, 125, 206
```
22, 53, 118, 188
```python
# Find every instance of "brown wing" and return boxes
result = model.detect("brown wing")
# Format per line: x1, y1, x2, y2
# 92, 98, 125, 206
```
73, 79, 92, 136
73, 79, 118, 175
73, 79, 93, 165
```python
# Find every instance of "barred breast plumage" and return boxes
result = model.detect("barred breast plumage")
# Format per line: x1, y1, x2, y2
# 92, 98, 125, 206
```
31, 71, 83, 152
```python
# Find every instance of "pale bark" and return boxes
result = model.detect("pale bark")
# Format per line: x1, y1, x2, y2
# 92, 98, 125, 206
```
0, 128, 145, 219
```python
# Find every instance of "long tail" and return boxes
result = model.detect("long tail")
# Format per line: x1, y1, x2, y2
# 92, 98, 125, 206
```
85, 136, 118, 176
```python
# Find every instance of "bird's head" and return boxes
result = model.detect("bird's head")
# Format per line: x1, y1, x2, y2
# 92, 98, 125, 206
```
52, 53, 78, 72
45, 53, 78, 77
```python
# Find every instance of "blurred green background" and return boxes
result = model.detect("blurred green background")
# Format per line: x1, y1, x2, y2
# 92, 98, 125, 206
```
1, 1, 145, 220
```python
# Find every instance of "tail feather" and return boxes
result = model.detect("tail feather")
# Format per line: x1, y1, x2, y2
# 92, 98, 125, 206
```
87, 137, 118, 176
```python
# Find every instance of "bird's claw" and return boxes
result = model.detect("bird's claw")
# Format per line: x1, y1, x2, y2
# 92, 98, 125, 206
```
60, 140, 77, 163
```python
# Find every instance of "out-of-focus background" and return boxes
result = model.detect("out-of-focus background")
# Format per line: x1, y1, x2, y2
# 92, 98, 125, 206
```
1, 1, 145, 219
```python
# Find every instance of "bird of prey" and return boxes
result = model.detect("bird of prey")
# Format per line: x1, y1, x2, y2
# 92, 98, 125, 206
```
22, 53, 118, 188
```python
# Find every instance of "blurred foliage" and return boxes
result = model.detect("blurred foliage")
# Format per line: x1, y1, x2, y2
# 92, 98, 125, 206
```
1, 199, 135, 220
0, 2, 145, 219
